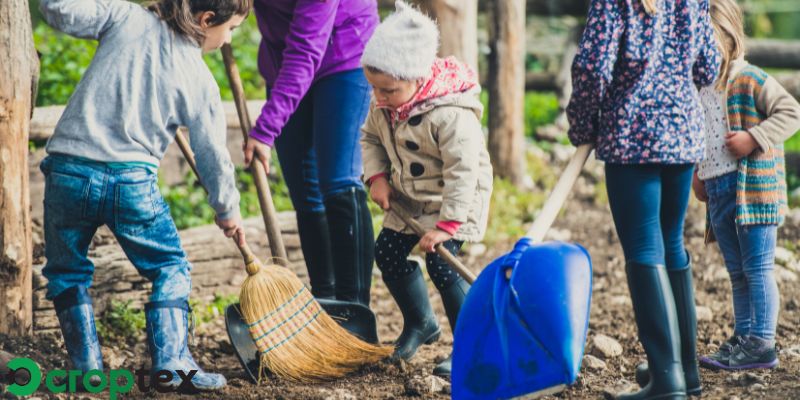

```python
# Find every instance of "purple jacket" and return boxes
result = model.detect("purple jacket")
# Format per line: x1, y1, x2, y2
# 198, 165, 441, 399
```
251, 0, 379, 146
566, 0, 720, 164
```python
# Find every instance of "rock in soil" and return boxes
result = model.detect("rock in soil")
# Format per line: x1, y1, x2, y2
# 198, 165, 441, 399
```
695, 306, 713, 322
583, 354, 607, 371
405, 374, 450, 396
592, 334, 624, 359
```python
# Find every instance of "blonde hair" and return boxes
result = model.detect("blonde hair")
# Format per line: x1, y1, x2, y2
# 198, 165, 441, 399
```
709, 0, 746, 90
642, 0, 659, 15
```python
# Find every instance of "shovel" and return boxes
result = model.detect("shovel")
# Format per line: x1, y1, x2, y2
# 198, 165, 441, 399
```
451, 144, 594, 399
214, 44, 380, 383
390, 145, 593, 399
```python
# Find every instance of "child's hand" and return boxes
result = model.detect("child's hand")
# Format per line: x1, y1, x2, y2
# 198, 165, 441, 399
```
692, 169, 708, 203
419, 229, 452, 253
369, 176, 392, 210
244, 137, 272, 174
725, 130, 759, 159
216, 215, 246, 247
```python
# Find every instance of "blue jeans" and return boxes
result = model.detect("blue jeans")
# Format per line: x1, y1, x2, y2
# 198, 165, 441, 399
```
705, 172, 779, 341
274, 68, 371, 212
605, 163, 694, 269
41, 155, 191, 302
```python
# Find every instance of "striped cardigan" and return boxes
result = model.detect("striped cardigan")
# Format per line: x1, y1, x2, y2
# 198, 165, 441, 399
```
728, 65, 788, 226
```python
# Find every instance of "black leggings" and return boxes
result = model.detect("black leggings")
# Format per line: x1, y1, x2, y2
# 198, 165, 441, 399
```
375, 228, 464, 290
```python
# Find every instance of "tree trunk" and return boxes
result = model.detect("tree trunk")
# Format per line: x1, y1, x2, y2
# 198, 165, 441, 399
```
488, 0, 527, 185
417, 0, 479, 70
0, 0, 39, 335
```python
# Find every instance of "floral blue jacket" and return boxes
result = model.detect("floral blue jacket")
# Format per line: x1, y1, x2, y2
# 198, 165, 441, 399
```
567, 0, 721, 164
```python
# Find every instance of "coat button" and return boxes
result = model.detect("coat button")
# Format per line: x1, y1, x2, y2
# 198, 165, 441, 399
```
405, 141, 420, 151
408, 115, 422, 126
410, 163, 425, 177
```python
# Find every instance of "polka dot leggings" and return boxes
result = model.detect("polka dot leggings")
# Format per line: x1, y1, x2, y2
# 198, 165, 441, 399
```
375, 228, 464, 290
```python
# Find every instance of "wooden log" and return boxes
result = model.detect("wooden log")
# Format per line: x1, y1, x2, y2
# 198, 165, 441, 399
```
0, 0, 38, 336
746, 39, 800, 70
31, 214, 307, 333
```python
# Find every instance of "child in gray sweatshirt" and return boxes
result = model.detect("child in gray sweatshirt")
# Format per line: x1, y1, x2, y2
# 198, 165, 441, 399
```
39, 0, 251, 392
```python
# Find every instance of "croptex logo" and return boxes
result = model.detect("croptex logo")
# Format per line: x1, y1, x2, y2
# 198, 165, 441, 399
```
3, 357, 198, 399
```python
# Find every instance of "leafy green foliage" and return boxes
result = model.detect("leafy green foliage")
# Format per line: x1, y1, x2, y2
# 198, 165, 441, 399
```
95, 300, 145, 344
190, 294, 239, 325
160, 160, 294, 230
479, 91, 561, 138
34, 24, 97, 107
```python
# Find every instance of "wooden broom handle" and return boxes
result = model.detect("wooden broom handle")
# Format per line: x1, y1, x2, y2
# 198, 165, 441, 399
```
525, 144, 593, 243
174, 130, 257, 264
392, 204, 477, 284
221, 44, 288, 262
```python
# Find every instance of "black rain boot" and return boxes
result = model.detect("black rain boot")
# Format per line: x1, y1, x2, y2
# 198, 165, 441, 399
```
296, 210, 336, 299
634, 259, 702, 396
325, 187, 375, 307
384, 267, 441, 360
433, 278, 470, 378
612, 263, 686, 400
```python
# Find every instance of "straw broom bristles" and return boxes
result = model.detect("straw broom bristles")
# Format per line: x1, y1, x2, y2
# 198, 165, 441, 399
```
240, 256, 393, 383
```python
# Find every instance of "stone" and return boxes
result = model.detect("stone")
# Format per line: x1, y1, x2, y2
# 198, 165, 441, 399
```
592, 334, 623, 359
406, 375, 450, 395
774, 246, 795, 267
321, 389, 357, 400
695, 306, 713, 322
780, 345, 800, 359
582, 354, 607, 371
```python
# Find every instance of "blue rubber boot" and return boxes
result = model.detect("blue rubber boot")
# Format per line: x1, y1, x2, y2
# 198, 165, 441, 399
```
145, 300, 226, 391
54, 286, 104, 376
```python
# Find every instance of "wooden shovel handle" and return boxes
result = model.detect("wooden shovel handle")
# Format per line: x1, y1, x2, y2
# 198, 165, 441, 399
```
524, 144, 593, 243
391, 204, 477, 284
174, 130, 258, 264
220, 44, 288, 262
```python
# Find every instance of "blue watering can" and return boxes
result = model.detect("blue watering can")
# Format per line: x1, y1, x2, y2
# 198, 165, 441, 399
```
397, 144, 594, 399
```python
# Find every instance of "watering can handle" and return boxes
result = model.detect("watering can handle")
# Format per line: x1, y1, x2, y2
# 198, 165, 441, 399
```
174, 130, 258, 264
392, 204, 477, 284
221, 43, 288, 262
524, 144, 593, 243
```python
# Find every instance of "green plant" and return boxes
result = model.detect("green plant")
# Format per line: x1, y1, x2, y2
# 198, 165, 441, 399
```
95, 300, 146, 344
34, 24, 98, 107
190, 294, 239, 325
479, 91, 561, 137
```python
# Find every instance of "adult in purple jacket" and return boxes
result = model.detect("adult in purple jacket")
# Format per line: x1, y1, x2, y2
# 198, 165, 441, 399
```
244, 0, 378, 306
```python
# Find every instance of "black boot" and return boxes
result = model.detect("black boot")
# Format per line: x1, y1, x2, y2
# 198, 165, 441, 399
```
433, 278, 469, 378
296, 210, 336, 299
325, 188, 375, 306
634, 261, 701, 396
384, 268, 441, 360
613, 263, 686, 400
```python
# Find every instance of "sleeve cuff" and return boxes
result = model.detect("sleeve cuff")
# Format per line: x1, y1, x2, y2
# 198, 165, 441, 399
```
747, 127, 772, 153
367, 173, 388, 186
216, 207, 241, 221
436, 220, 462, 235
249, 126, 276, 147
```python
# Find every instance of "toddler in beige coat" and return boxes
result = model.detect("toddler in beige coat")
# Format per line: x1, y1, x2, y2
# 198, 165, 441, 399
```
359, 1, 493, 378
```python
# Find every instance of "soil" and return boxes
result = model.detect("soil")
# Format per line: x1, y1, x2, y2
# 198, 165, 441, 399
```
2, 169, 799, 399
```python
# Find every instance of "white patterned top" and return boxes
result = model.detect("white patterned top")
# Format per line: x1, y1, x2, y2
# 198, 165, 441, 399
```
698, 85, 739, 180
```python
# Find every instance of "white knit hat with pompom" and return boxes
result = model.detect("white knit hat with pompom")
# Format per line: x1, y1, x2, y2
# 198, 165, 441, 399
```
361, 1, 439, 80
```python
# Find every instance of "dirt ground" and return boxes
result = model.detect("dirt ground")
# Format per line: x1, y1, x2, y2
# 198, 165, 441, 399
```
2, 172, 799, 399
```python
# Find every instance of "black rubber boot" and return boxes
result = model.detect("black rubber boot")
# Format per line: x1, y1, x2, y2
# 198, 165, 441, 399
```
612, 263, 686, 400
296, 210, 336, 299
384, 267, 441, 361
634, 261, 702, 396
325, 188, 375, 306
433, 278, 470, 378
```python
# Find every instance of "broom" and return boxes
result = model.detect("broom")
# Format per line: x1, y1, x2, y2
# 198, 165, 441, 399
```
176, 44, 391, 383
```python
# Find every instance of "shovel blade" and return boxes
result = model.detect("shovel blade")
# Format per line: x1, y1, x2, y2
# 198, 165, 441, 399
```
225, 299, 379, 383
452, 239, 592, 399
